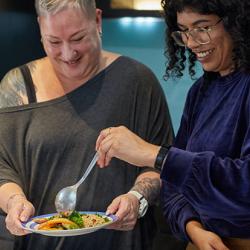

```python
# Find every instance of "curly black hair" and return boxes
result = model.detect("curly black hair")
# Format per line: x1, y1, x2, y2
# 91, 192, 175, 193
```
161, 0, 250, 80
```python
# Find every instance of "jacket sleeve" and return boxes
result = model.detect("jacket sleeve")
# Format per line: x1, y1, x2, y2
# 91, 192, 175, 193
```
162, 146, 250, 220
161, 180, 200, 241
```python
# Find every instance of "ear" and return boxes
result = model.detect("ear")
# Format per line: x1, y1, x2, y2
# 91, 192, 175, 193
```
95, 9, 102, 34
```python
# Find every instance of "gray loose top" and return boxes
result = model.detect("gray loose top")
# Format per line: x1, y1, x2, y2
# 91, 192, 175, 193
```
0, 56, 173, 250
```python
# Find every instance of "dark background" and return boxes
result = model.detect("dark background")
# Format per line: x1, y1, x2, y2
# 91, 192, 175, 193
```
0, 0, 105, 13
0, 0, 110, 79
0, 0, 161, 79
0, 0, 42, 79
0, 0, 160, 16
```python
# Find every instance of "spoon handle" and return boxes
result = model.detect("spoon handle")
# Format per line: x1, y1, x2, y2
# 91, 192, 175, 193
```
75, 152, 99, 188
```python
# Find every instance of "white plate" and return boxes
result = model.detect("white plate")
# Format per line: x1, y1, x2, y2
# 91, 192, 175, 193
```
21, 211, 117, 237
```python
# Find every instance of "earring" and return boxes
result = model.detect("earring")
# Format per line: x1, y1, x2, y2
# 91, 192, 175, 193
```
99, 31, 102, 37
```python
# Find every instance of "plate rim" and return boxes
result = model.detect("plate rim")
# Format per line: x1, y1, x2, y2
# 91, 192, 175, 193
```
21, 211, 117, 236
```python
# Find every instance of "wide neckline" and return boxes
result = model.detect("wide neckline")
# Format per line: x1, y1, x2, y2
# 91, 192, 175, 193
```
0, 56, 124, 114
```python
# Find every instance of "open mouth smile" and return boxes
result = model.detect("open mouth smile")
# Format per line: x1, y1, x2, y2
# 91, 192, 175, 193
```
196, 49, 214, 59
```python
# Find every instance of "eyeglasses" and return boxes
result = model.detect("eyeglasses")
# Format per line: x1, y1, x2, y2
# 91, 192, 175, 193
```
171, 19, 222, 47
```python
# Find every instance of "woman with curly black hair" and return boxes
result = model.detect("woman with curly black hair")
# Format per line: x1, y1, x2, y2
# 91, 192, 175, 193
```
97, 0, 250, 249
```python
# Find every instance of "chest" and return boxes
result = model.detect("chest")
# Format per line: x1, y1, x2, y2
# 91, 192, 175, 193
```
187, 82, 250, 156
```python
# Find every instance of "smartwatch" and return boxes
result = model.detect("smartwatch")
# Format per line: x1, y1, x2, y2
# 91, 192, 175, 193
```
128, 190, 148, 218
154, 145, 171, 171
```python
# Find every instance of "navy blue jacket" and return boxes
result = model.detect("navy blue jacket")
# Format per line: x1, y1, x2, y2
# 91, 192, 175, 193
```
161, 71, 250, 240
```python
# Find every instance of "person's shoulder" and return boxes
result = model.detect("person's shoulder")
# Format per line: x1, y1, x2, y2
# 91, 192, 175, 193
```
114, 56, 159, 85
103, 51, 121, 67
1, 67, 21, 82
0, 58, 41, 108
0, 66, 25, 92
118, 56, 154, 72
102, 49, 154, 73
1, 58, 42, 85
103, 51, 160, 87
187, 76, 204, 95
0, 66, 27, 108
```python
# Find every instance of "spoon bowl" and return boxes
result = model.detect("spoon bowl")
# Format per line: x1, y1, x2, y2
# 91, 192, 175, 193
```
55, 186, 77, 212
55, 152, 98, 213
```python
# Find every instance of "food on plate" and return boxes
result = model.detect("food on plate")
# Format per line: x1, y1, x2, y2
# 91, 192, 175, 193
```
33, 211, 111, 230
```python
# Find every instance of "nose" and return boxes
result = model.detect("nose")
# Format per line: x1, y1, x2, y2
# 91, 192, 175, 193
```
186, 34, 200, 49
61, 44, 78, 61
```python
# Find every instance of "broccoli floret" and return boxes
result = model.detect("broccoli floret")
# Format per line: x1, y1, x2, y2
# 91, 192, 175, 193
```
104, 217, 110, 223
68, 211, 84, 227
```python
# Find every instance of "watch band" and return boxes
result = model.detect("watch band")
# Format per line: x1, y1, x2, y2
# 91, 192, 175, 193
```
128, 190, 143, 200
128, 190, 148, 218
154, 145, 171, 171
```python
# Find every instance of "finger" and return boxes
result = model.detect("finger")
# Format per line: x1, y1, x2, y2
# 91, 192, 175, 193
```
106, 211, 131, 231
14, 219, 31, 235
99, 137, 114, 167
106, 197, 121, 216
104, 153, 112, 167
97, 147, 111, 168
121, 217, 137, 230
121, 223, 135, 231
109, 222, 135, 231
114, 201, 131, 220
6, 215, 29, 236
6, 202, 24, 224
101, 139, 113, 167
107, 209, 137, 231
11, 225, 31, 236
210, 240, 229, 250
99, 127, 114, 143
106, 218, 129, 230
95, 129, 108, 151
97, 134, 113, 167
204, 245, 215, 250
6, 201, 34, 233
97, 156, 105, 168
19, 204, 34, 222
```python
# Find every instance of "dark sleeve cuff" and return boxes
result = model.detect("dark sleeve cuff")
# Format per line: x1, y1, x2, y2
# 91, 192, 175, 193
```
160, 147, 196, 189
178, 204, 201, 241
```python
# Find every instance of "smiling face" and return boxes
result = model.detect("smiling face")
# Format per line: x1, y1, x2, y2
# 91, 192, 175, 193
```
39, 7, 102, 82
176, 9, 234, 76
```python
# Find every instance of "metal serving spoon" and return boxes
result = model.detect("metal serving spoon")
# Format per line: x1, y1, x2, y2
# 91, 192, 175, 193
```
55, 152, 99, 213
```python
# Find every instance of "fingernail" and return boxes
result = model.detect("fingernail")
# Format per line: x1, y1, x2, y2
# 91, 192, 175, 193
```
106, 210, 110, 215
21, 216, 27, 221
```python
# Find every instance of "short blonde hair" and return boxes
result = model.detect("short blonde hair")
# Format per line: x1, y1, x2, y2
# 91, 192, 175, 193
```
35, 0, 96, 17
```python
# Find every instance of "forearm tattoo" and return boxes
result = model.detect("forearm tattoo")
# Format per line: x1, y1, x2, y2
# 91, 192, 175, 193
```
131, 177, 161, 205
0, 66, 31, 108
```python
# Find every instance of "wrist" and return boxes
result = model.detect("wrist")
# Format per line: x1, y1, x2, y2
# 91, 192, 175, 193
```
154, 145, 171, 171
142, 144, 160, 167
186, 220, 204, 243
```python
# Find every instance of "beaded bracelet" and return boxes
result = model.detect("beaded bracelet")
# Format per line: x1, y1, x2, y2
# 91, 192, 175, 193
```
6, 193, 26, 212
154, 145, 171, 171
